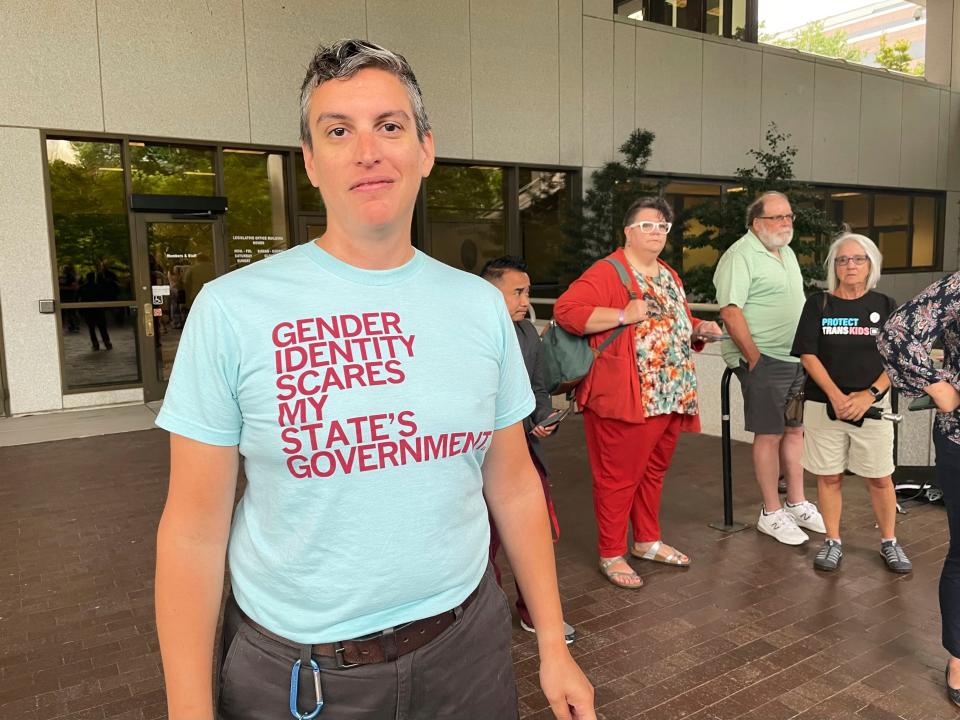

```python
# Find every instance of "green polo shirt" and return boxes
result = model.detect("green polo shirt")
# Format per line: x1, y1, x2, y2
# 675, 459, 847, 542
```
713, 230, 805, 368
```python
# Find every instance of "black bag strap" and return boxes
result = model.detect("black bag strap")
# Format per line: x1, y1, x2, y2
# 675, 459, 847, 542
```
594, 258, 637, 353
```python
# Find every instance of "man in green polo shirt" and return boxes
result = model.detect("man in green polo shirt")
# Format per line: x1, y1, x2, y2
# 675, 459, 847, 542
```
714, 191, 825, 546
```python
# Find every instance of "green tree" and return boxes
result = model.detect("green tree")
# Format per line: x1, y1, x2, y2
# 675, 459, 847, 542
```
874, 33, 924, 75
762, 20, 863, 63
559, 129, 665, 282
682, 124, 837, 302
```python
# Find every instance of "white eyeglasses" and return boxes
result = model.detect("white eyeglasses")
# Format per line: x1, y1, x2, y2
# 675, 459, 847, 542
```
627, 221, 672, 234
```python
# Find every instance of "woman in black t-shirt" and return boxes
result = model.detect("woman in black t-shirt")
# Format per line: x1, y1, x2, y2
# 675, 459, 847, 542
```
791, 233, 911, 575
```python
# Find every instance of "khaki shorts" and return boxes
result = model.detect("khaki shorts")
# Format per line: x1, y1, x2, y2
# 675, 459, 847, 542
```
801, 399, 895, 478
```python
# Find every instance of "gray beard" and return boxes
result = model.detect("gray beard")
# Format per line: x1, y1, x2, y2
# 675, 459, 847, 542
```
758, 231, 793, 250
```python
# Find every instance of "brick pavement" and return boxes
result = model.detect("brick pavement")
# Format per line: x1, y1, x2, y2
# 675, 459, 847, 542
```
0, 417, 956, 719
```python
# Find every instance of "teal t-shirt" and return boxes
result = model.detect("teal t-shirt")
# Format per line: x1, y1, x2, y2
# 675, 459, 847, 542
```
156, 242, 534, 643
713, 231, 805, 367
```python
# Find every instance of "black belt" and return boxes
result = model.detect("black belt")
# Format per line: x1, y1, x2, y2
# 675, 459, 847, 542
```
237, 584, 480, 668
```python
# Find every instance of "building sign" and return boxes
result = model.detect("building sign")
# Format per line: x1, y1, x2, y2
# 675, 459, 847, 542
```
231, 234, 286, 266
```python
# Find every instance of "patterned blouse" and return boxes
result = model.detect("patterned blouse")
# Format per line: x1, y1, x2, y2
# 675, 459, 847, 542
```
632, 265, 699, 417
877, 272, 960, 446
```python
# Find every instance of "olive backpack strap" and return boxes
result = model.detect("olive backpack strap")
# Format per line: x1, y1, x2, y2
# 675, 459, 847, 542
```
595, 258, 636, 353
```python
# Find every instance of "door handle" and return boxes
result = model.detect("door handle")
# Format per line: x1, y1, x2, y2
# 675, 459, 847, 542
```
143, 303, 154, 337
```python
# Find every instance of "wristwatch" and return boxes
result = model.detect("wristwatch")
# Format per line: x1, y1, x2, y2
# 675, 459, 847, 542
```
617, 309, 625, 326
868, 385, 882, 398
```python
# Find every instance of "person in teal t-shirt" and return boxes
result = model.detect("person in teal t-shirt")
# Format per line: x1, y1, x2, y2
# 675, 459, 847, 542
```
153, 39, 594, 720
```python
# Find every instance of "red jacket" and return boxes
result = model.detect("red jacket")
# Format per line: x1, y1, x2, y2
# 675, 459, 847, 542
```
553, 247, 703, 429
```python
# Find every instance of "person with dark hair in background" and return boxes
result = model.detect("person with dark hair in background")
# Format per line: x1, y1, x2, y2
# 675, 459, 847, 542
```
78, 267, 114, 351
878, 272, 960, 707
713, 191, 825, 546
554, 196, 721, 589
154, 39, 593, 720
482, 255, 576, 645
791, 232, 910, 574
59, 264, 80, 333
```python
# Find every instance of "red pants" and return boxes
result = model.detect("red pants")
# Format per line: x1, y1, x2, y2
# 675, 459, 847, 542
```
488, 453, 557, 625
583, 409, 683, 557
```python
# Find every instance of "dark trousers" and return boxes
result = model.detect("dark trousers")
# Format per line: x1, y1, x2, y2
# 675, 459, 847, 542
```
488, 453, 557, 626
217, 564, 517, 719
936, 428, 960, 657
82, 308, 111, 348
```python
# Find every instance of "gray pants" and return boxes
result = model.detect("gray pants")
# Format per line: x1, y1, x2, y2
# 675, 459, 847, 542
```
733, 354, 805, 434
217, 564, 518, 720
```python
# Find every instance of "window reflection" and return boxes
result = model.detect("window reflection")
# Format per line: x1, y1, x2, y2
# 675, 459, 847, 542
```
520, 170, 572, 287
130, 142, 215, 196
912, 196, 936, 267
60, 307, 141, 389
829, 192, 869, 231
223, 149, 289, 269
49, 138, 142, 391
48, 139, 133, 301
295, 153, 325, 213
663, 181, 722, 274
875, 195, 909, 227
878, 230, 909, 268
426, 164, 506, 274
617, 0, 750, 39
826, 191, 939, 271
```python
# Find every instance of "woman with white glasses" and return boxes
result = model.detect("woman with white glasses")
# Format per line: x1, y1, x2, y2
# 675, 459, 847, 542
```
790, 232, 911, 574
554, 197, 722, 589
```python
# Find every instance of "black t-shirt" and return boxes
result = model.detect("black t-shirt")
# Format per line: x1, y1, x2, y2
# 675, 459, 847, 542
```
790, 290, 896, 403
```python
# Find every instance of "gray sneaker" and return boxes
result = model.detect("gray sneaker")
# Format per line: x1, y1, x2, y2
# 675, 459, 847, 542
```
520, 618, 577, 645
813, 539, 843, 571
880, 540, 912, 573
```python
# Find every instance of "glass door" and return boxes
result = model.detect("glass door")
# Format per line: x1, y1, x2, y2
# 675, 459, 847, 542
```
134, 214, 225, 402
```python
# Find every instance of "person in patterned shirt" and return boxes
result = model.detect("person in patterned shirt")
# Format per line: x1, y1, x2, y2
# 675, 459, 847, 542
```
554, 196, 722, 589
877, 272, 960, 707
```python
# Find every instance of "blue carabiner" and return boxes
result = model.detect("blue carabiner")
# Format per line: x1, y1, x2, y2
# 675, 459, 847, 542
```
289, 658, 323, 719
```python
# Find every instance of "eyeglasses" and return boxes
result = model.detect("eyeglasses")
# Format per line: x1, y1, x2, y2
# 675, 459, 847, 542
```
757, 214, 795, 224
627, 221, 672, 234
834, 255, 869, 266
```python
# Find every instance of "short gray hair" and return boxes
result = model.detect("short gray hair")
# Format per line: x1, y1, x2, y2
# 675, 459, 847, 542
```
745, 191, 790, 230
825, 232, 883, 291
299, 39, 431, 149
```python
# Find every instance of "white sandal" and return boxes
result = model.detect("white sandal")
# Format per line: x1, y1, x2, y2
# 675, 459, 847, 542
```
598, 556, 644, 589
630, 540, 690, 566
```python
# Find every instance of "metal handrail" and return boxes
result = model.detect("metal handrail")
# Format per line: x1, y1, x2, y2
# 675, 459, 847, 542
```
710, 367, 748, 533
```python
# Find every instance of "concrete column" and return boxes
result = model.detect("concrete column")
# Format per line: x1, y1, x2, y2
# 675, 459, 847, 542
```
926, 0, 953, 87
0, 127, 63, 414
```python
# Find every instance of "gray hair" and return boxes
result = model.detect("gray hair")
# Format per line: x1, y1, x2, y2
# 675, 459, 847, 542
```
299, 39, 431, 148
825, 232, 883, 291
745, 191, 790, 230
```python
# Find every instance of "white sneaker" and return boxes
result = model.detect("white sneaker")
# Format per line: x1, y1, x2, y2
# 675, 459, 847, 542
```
756, 507, 809, 545
784, 500, 826, 534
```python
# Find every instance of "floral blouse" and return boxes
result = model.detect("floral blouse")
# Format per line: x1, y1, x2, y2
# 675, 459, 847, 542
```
877, 272, 960, 446
632, 265, 699, 417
